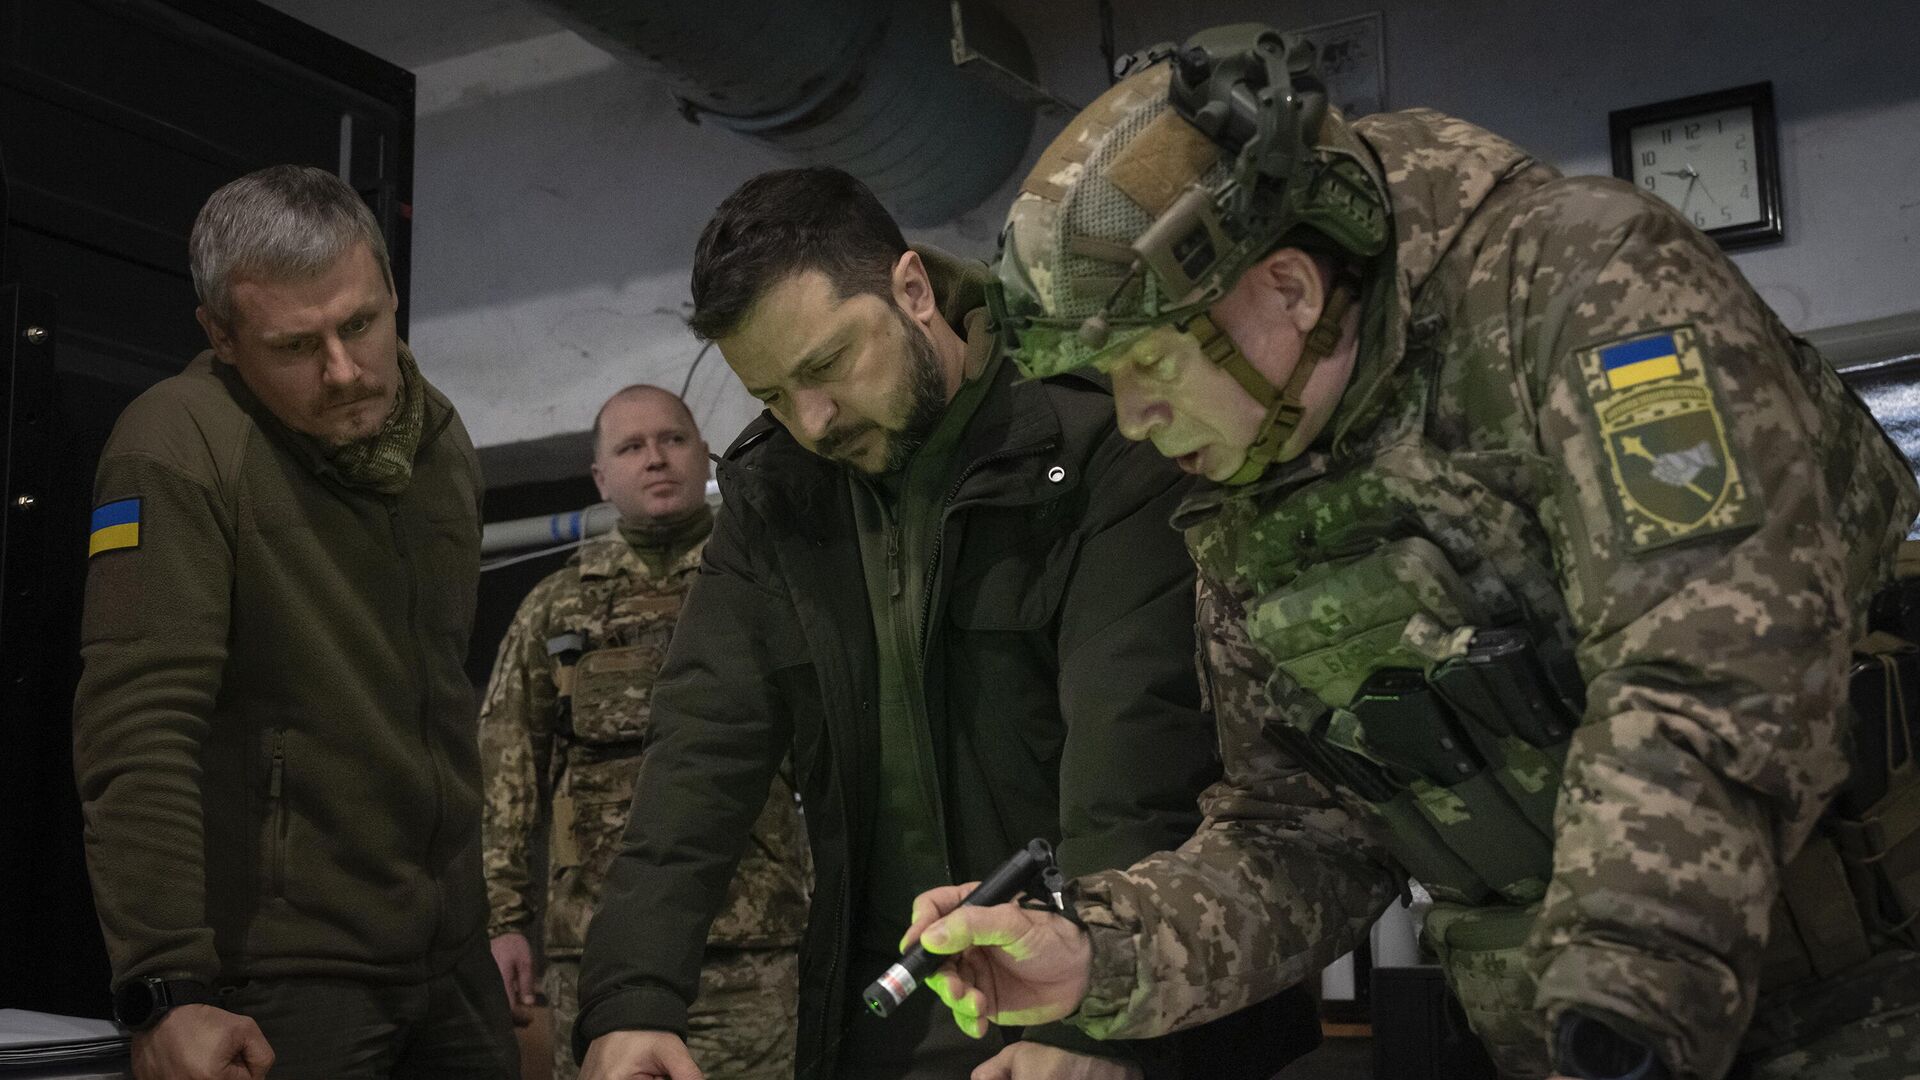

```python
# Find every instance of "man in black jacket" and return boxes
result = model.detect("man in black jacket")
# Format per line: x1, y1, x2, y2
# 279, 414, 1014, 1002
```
575, 168, 1313, 1080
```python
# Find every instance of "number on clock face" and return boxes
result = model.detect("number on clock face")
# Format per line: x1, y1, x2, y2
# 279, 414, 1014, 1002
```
1628, 106, 1763, 230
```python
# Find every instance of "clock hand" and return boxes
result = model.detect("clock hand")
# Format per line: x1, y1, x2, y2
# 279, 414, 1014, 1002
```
1660, 169, 1694, 179
1679, 173, 1698, 215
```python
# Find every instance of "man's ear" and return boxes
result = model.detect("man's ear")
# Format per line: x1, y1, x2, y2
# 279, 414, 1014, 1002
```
891, 249, 938, 329
1255, 249, 1328, 335
195, 306, 236, 364
589, 459, 611, 502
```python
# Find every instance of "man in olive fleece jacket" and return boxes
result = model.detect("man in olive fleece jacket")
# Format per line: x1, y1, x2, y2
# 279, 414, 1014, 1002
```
72, 166, 516, 1080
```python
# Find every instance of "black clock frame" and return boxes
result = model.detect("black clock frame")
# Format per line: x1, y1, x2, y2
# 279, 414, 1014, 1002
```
1609, 81, 1783, 250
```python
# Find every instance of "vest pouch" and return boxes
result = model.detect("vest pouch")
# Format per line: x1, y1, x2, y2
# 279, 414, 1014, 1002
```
1430, 627, 1581, 838
1365, 788, 1496, 905
1830, 634, 1920, 948
1249, 536, 1489, 711
1408, 773, 1552, 905
570, 644, 661, 744
1476, 735, 1560, 839
1345, 672, 1555, 906
1831, 778, 1920, 948
1422, 901, 1553, 1079
1761, 834, 1872, 987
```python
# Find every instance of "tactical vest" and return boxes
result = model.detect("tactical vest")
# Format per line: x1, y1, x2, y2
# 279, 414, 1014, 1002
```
542, 551, 813, 955
540, 565, 693, 953
1195, 411, 1920, 1072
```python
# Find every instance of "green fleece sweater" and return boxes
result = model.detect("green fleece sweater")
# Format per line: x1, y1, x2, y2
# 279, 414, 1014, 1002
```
72, 349, 485, 990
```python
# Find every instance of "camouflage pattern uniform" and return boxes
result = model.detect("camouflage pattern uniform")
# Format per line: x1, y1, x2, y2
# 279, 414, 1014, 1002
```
480, 522, 811, 1080
1005, 77, 1920, 1079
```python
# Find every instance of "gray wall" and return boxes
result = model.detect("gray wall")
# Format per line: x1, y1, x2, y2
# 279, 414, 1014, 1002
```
264, 0, 1920, 477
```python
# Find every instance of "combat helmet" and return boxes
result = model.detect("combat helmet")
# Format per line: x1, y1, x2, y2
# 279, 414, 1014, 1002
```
988, 23, 1392, 484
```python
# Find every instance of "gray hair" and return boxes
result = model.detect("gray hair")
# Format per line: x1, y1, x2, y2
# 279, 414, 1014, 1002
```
190, 164, 392, 326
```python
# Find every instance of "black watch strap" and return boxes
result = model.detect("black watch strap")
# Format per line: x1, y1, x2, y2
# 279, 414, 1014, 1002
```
1552, 1011, 1670, 1080
113, 977, 217, 1031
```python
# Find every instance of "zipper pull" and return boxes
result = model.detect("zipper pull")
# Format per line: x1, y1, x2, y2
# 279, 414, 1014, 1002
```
269, 749, 285, 798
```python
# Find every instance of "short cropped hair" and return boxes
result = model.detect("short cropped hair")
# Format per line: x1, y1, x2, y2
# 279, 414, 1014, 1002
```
190, 164, 392, 326
688, 166, 907, 341
591, 385, 698, 459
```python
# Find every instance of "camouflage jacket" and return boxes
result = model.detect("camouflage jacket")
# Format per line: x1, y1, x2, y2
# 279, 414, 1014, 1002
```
479, 523, 811, 958
1069, 109, 1920, 1080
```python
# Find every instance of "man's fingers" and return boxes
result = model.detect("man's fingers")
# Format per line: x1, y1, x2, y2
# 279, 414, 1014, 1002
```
902, 882, 980, 952
241, 1021, 273, 1079
657, 1035, 706, 1080
926, 967, 995, 1038
922, 903, 1043, 955
970, 1044, 1019, 1080
925, 969, 959, 1008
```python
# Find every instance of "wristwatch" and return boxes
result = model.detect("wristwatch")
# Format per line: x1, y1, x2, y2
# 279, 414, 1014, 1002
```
112, 977, 217, 1031
1552, 1011, 1670, 1080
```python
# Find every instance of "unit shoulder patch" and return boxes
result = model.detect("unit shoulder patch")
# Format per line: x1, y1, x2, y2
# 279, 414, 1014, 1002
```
1575, 325, 1763, 553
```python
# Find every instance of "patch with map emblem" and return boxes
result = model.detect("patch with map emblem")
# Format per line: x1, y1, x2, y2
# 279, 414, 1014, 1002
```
1576, 325, 1763, 553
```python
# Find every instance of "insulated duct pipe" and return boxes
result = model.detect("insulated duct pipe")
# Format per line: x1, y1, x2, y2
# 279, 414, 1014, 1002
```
536, 0, 1038, 226
481, 480, 723, 557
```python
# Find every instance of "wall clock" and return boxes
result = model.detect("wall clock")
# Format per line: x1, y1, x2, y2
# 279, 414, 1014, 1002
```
1610, 81, 1783, 250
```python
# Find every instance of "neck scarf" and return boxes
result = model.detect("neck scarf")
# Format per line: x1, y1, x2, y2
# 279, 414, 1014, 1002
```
330, 343, 426, 495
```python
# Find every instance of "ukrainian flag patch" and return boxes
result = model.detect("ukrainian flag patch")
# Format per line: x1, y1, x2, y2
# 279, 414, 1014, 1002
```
1599, 331, 1684, 390
88, 497, 142, 557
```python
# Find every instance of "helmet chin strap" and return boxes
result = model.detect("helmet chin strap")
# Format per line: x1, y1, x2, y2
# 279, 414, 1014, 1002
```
1186, 284, 1356, 486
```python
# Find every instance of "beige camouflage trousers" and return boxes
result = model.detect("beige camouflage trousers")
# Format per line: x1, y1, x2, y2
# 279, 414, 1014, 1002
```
545, 947, 799, 1080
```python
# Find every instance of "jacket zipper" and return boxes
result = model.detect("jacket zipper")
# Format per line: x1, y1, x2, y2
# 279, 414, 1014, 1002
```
796, 438, 1058, 1074
391, 500, 448, 947
268, 732, 287, 898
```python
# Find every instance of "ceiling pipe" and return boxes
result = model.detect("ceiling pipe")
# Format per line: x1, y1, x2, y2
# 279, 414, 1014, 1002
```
534, 0, 1041, 226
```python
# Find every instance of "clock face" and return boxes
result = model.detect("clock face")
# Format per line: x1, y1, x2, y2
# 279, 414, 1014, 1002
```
1627, 106, 1766, 232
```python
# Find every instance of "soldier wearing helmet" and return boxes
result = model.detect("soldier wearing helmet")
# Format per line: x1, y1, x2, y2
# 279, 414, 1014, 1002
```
904, 22, 1920, 1080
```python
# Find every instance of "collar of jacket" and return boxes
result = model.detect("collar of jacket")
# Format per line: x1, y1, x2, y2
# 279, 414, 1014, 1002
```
914, 242, 989, 327
574, 519, 710, 581
207, 342, 458, 486
716, 305, 1088, 536
1327, 109, 1548, 452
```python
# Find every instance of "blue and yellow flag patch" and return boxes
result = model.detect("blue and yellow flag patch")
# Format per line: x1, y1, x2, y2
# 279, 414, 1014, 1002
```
1599, 332, 1684, 390
89, 498, 142, 557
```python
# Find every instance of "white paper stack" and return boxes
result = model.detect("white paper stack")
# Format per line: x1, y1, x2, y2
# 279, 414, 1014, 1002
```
0, 1008, 130, 1078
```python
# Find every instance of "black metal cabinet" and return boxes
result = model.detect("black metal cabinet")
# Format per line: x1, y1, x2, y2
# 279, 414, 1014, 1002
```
0, 0, 413, 1017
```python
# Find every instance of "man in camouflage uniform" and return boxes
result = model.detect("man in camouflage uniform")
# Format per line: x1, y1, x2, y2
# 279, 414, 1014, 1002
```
904, 23, 1920, 1080
481, 385, 810, 1080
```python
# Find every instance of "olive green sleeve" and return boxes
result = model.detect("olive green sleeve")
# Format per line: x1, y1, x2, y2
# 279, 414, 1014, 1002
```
478, 575, 563, 938
72, 450, 235, 986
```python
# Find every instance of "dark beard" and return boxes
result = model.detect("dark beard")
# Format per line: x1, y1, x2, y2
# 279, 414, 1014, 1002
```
876, 317, 948, 473
816, 309, 949, 475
